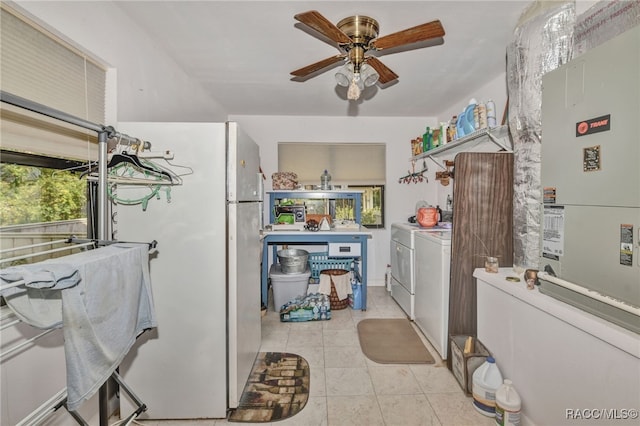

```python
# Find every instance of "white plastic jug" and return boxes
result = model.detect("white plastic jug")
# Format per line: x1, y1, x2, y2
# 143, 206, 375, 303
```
495, 379, 522, 426
384, 264, 392, 291
472, 356, 503, 417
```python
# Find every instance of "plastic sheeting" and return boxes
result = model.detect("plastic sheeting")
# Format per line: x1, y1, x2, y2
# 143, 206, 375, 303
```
574, 0, 640, 57
507, 1, 575, 271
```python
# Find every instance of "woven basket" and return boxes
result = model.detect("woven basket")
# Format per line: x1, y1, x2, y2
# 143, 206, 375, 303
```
271, 172, 298, 190
321, 269, 350, 310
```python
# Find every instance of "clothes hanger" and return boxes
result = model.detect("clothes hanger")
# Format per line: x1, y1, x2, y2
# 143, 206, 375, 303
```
82, 136, 187, 185
79, 153, 175, 183
107, 151, 173, 182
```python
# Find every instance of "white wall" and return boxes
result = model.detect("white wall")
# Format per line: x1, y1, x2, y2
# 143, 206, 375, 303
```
229, 114, 444, 284
438, 73, 509, 129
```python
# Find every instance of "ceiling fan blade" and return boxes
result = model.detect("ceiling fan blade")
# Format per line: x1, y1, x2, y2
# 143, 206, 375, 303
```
294, 10, 353, 45
291, 54, 346, 78
370, 20, 445, 51
365, 56, 398, 84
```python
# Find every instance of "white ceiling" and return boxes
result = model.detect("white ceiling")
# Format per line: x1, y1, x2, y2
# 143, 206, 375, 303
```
114, 1, 529, 118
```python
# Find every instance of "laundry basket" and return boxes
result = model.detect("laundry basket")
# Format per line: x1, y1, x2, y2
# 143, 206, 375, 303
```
308, 252, 354, 280
320, 269, 350, 310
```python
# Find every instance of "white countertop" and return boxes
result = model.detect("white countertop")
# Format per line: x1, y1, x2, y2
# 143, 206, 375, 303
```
473, 267, 640, 359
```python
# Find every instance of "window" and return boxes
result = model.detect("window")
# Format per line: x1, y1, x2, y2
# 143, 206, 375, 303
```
0, 5, 105, 268
1, 6, 106, 125
350, 185, 384, 229
278, 143, 386, 228
1, 4, 106, 158
1, 153, 88, 227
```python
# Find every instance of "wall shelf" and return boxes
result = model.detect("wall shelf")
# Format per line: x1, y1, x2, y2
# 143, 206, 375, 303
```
411, 125, 512, 170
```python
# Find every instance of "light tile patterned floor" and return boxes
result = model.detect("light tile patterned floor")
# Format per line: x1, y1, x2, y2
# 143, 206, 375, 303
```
134, 287, 495, 426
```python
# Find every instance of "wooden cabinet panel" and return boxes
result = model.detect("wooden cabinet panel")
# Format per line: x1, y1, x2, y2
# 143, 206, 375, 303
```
447, 152, 513, 367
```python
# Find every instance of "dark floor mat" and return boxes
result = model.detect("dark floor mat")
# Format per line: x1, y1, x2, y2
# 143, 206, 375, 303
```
228, 352, 310, 423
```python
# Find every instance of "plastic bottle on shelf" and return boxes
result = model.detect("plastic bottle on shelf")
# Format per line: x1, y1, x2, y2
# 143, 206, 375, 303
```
472, 356, 503, 417
448, 116, 458, 142
440, 122, 448, 145
422, 127, 432, 152
411, 138, 422, 156
320, 170, 331, 190
477, 103, 488, 129
487, 99, 497, 128
432, 127, 440, 149
495, 379, 522, 426
473, 104, 480, 130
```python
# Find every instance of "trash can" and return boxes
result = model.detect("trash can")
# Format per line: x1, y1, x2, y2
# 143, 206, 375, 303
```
269, 263, 311, 311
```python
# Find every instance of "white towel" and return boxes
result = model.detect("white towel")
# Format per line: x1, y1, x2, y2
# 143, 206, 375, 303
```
1, 263, 79, 290
0, 263, 80, 329
1, 244, 157, 411
318, 271, 352, 300
60, 244, 156, 411
318, 274, 333, 295
331, 272, 352, 301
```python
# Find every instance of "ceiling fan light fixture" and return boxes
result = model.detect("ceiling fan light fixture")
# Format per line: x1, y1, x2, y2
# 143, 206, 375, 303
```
352, 73, 365, 91
360, 63, 379, 87
336, 62, 375, 100
335, 63, 352, 87
347, 78, 361, 101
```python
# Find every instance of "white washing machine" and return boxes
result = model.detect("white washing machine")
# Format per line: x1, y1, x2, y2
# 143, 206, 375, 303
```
390, 223, 417, 319
414, 229, 451, 360
390, 223, 452, 333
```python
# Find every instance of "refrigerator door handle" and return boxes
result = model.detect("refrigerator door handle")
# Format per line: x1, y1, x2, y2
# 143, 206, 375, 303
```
256, 172, 264, 201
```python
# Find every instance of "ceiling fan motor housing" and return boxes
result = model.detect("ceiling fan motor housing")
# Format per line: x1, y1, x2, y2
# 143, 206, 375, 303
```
337, 15, 380, 43
337, 16, 379, 71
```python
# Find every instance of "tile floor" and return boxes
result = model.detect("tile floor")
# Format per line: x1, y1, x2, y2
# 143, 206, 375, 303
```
135, 287, 495, 426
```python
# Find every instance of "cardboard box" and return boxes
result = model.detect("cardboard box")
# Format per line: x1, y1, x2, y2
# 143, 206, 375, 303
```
450, 335, 490, 395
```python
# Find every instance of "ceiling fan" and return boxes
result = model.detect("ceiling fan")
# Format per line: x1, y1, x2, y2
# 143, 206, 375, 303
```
291, 10, 445, 99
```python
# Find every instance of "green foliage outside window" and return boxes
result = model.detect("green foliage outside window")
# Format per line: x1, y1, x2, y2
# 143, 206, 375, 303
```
361, 207, 382, 225
0, 164, 86, 226
335, 204, 381, 224
335, 204, 354, 221
335, 185, 384, 228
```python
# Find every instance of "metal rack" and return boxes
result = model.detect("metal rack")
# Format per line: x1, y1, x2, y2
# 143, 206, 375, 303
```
0, 238, 151, 425
0, 91, 153, 426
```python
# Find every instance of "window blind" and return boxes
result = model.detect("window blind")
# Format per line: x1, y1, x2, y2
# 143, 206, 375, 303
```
0, 5, 105, 161
278, 143, 386, 185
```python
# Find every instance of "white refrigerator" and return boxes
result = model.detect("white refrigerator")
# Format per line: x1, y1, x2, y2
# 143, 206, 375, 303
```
116, 122, 262, 419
